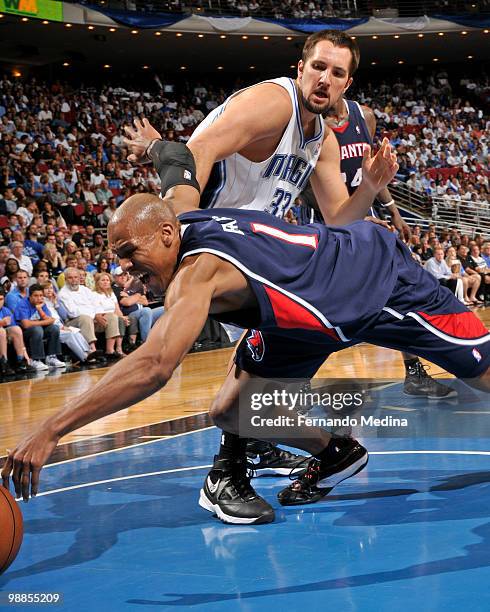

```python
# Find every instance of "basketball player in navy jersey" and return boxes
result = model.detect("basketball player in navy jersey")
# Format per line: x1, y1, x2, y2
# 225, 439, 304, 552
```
298, 96, 456, 400
4, 195, 489, 523
122, 31, 399, 515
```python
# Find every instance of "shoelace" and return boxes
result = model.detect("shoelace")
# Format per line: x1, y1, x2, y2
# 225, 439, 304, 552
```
287, 455, 315, 483
415, 362, 432, 379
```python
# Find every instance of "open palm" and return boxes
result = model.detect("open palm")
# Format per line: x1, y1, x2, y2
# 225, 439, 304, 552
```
123, 118, 162, 164
361, 138, 399, 194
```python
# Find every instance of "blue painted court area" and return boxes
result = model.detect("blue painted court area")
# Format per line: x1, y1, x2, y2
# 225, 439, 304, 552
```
1, 380, 489, 612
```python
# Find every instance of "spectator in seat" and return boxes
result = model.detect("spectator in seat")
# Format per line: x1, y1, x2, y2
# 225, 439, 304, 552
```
78, 202, 99, 227
58, 267, 122, 358
481, 242, 490, 267
457, 244, 483, 305
96, 255, 111, 274
48, 182, 67, 208
424, 247, 459, 294
56, 254, 79, 289
24, 224, 44, 264
14, 283, 65, 371
95, 180, 112, 206
0, 245, 10, 277
111, 267, 163, 350
91, 233, 106, 258
101, 197, 118, 226
445, 246, 476, 305
77, 257, 95, 290
10, 240, 33, 276
82, 181, 98, 206
1, 257, 20, 289
5, 269, 31, 312
93, 272, 128, 359
467, 244, 490, 303
0, 187, 17, 215
42, 283, 93, 364
35, 269, 59, 296
0, 289, 35, 376
41, 243, 64, 277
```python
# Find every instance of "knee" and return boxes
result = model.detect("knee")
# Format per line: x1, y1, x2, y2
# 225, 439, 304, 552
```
477, 367, 490, 393
209, 395, 231, 427
47, 324, 60, 337
29, 326, 43, 338
466, 366, 490, 393
0, 327, 6, 339
9, 325, 21, 338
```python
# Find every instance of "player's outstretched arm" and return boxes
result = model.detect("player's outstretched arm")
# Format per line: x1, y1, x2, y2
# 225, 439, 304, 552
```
123, 84, 291, 214
311, 130, 398, 225
1, 275, 213, 501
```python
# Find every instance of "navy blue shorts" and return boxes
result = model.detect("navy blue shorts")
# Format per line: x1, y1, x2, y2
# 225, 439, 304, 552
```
235, 279, 490, 381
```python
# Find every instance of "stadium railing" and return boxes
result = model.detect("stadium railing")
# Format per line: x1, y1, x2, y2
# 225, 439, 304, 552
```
389, 182, 490, 235
72, 0, 490, 18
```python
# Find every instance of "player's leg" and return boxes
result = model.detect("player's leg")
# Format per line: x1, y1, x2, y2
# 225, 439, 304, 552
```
402, 350, 457, 400
199, 359, 276, 525
201, 332, 368, 520
356, 279, 490, 391
223, 329, 306, 476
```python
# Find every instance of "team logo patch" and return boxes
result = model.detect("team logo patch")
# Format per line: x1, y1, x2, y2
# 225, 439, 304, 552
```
183, 169, 192, 180
246, 329, 265, 362
472, 348, 482, 362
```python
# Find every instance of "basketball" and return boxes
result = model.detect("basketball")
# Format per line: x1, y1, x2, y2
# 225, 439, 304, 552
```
0, 487, 23, 574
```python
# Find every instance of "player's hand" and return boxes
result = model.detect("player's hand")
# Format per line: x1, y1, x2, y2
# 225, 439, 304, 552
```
361, 138, 398, 194
364, 216, 393, 231
1, 425, 61, 501
390, 211, 412, 242
123, 118, 162, 164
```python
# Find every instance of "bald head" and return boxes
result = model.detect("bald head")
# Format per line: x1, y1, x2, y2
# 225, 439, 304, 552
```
108, 193, 182, 294
109, 194, 177, 244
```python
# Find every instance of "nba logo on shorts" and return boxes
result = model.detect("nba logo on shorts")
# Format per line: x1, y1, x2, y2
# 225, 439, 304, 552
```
246, 329, 265, 362
472, 348, 482, 362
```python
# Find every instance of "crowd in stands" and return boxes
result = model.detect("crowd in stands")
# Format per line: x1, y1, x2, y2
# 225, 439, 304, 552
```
93, 0, 357, 18
406, 224, 490, 305
0, 69, 488, 379
87, 0, 490, 18
355, 71, 489, 211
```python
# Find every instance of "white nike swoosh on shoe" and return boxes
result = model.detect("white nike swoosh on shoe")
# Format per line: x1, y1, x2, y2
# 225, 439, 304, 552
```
206, 476, 220, 495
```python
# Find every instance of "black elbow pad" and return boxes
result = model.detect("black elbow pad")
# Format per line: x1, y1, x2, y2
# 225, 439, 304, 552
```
148, 140, 200, 195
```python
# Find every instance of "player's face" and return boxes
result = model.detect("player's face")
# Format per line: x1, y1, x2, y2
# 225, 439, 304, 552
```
111, 224, 180, 294
297, 41, 353, 115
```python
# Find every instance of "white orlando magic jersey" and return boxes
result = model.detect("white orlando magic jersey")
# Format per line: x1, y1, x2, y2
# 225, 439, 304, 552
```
189, 77, 324, 217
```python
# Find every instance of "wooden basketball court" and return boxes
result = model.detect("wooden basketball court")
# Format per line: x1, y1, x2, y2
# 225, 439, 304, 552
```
2, 306, 488, 454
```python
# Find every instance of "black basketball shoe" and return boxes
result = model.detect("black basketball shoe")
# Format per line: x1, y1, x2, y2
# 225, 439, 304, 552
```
404, 361, 457, 400
277, 438, 368, 506
199, 456, 275, 524
246, 440, 306, 476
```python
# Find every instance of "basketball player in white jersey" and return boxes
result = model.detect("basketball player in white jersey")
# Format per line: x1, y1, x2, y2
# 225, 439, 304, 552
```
123, 30, 398, 524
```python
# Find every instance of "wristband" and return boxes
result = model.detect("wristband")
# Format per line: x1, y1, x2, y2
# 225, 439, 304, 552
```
379, 199, 395, 208
148, 140, 200, 195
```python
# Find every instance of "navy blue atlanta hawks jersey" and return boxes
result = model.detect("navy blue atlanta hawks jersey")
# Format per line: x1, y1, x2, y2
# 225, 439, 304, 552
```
176, 208, 414, 343
296, 99, 373, 224
330, 99, 372, 195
